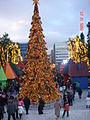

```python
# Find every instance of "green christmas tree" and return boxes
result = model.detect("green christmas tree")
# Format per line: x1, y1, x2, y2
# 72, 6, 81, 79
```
19, 0, 60, 103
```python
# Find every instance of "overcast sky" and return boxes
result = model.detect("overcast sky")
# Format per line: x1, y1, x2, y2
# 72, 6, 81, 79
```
0, 0, 90, 53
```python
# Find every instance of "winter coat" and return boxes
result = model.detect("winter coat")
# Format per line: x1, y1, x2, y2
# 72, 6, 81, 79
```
0, 96, 4, 107
38, 98, 45, 114
14, 98, 18, 110
7, 101, 16, 114
78, 88, 82, 96
18, 106, 25, 114
64, 101, 69, 111
23, 97, 30, 108
54, 99, 61, 117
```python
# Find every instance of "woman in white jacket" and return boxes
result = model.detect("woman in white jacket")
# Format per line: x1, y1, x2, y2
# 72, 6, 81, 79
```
18, 105, 25, 119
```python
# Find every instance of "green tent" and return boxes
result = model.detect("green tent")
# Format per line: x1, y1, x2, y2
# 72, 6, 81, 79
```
0, 66, 7, 88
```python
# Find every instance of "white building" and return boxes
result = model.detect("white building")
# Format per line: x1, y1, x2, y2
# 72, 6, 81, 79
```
53, 41, 69, 65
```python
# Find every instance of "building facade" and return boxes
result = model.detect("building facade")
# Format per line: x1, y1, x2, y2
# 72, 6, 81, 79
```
53, 42, 69, 65
19, 43, 28, 60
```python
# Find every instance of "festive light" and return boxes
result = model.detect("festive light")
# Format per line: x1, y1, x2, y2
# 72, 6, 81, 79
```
33, 0, 39, 4
4, 43, 23, 64
68, 36, 89, 64
19, 0, 61, 103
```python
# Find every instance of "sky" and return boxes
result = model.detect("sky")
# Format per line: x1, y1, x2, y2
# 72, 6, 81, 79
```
0, 0, 90, 54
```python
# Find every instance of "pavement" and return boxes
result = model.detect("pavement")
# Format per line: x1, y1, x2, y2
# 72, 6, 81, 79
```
3, 90, 90, 120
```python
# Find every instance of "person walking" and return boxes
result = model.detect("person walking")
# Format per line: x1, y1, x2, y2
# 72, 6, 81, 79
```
62, 100, 69, 118
54, 98, 61, 118
78, 88, 82, 99
14, 97, 18, 119
18, 104, 25, 119
0, 106, 3, 120
23, 96, 30, 114
7, 98, 16, 120
0, 93, 4, 120
38, 96, 45, 114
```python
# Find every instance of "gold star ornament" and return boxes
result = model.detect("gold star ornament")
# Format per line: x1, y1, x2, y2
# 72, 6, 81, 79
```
33, 0, 39, 4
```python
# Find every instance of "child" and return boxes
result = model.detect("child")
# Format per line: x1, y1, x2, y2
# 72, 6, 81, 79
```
18, 98, 24, 106
18, 105, 25, 119
62, 101, 69, 118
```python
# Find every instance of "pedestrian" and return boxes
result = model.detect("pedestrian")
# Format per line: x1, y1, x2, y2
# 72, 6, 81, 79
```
23, 96, 30, 114
62, 100, 69, 118
78, 88, 82, 99
18, 104, 25, 119
72, 89, 75, 101
38, 96, 45, 114
54, 98, 61, 118
14, 97, 18, 119
0, 106, 3, 120
0, 93, 4, 120
2, 92, 7, 113
68, 90, 73, 106
7, 98, 16, 120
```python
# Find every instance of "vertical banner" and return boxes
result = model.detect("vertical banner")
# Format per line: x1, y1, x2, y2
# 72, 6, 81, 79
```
80, 12, 84, 31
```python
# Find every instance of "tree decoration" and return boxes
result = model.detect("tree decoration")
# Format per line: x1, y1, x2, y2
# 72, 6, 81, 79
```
0, 33, 23, 65
19, 0, 61, 103
33, 0, 39, 4
68, 36, 89, 64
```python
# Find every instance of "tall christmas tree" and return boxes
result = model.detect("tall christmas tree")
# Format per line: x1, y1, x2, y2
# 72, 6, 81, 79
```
19, 0, 60, 103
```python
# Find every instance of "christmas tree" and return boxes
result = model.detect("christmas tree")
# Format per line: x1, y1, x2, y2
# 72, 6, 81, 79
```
19, 0, 60, 103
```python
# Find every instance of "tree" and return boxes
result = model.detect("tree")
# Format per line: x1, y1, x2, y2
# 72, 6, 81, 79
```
68, 36, 89, 63
87, 42, 90, 64
19, 0, 60, 103
6, 43, 23, 64
0, 33, 23, 65
80, 32, 85, 43
0, 33, 12, 49
0, 43, 5, 67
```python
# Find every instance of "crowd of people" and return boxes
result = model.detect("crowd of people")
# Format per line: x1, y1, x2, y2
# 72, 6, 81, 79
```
0, 78, 83, 120
0, 86, 30, 120
54, 81, 83, 119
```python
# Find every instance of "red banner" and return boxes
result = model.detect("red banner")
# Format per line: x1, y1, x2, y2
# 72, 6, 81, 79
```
80, 12, 84, 31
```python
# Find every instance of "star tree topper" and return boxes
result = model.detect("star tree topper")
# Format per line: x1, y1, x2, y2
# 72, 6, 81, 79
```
33, 0, 39, 4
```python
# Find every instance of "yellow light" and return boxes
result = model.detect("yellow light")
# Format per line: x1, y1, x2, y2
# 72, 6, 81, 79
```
33, 0, 39, 4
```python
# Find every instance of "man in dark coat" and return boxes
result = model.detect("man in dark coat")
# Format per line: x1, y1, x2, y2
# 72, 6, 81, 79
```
38, 97, 45, 114
78, 88, 82, 99
7, 99, 16, 120
14, 97, 18, 119
0, 93, 4, 120
23, 96, 30, 114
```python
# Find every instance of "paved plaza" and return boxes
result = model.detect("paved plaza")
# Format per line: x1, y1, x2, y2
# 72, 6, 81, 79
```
3, 91, 90, 120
